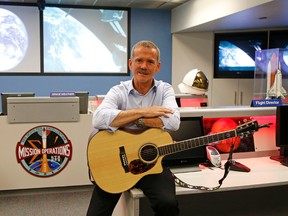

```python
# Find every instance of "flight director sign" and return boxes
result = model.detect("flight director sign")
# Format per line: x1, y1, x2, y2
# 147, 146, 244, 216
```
16, 125, 72, 177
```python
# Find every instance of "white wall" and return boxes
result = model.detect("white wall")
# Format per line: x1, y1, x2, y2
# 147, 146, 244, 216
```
172, 32, 213, 105
171, 0, 273, 32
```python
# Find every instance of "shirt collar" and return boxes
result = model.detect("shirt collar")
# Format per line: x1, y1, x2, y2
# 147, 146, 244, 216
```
128, 78, 158, 95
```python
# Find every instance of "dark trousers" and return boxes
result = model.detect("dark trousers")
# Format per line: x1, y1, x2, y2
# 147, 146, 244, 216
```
87, 167, 179, 216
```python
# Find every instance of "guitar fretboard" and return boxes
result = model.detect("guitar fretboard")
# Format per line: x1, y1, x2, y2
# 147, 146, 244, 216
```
158, 129, 236, 156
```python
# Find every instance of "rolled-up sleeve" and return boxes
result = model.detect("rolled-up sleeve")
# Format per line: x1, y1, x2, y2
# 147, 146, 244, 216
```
92, 87, 122, 132
159, 83, 180, 131
92, 80, 180, 133
92, 108, 121, 132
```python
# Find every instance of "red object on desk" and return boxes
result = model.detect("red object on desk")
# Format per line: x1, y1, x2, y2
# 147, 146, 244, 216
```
209, 118, 241, 153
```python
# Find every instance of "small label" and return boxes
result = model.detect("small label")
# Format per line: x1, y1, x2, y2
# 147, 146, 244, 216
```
251, 99, 282, 107
50, 92, 75, 97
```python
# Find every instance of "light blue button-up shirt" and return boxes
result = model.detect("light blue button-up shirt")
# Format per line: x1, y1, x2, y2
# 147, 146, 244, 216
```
92, 79, 180, 132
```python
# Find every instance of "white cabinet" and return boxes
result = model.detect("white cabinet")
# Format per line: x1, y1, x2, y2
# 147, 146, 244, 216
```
211, 79, 254, 106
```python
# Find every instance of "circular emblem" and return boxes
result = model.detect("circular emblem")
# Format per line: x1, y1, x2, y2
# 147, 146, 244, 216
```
16, 125, 72, 177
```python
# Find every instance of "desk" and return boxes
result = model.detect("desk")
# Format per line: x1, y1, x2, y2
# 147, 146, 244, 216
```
122, 156, 288, 216
0, 106, 276, 191
179, 106, 276, 118
0, 106, 283, 215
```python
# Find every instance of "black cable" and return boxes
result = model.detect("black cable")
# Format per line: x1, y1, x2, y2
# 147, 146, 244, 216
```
219, 144, 234, 185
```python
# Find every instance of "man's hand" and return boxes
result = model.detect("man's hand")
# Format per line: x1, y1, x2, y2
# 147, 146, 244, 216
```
110, 106, 174, 128
139, 106, 173, 118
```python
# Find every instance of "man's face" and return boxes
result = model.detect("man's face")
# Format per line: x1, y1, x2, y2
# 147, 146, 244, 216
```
129, 46, 160, 84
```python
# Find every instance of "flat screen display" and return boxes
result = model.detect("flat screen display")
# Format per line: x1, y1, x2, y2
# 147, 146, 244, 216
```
214, 32, 268, 78
43, 6, 129, 74
162, 116, 207, 168
75, 91, 89, 114
0, 3, 129, 75
270, 105, 288, 161
269, 30, 288, 49
0, 4, 40, 73
1, 92, 35, 115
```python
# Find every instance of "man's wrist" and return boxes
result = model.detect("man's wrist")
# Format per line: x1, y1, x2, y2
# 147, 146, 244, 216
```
136, 118, 145, 128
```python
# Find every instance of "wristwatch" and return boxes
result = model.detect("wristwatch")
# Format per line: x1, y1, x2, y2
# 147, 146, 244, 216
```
136, 118, 145, 128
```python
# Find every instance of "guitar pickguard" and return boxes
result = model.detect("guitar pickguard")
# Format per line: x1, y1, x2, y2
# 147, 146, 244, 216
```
130, 159, 156, 174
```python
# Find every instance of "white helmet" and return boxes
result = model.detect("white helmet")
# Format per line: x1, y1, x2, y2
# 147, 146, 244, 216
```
178, 69, 209, 95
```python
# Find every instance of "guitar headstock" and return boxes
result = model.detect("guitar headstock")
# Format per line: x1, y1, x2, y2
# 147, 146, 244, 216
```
235, 120, 259, 138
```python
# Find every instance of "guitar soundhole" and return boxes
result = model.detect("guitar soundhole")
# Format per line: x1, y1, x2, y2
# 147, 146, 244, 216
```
139, 144, 158, 163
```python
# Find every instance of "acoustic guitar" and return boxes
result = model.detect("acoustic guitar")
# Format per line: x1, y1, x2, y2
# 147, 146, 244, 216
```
87, 120, 260, 194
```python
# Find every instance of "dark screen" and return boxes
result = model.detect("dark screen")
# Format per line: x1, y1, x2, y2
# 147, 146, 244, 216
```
162, 116, 207, 167
75, 91, 89, 114
1, 92, 35, 115
270, 105, 288, 161
276, 106, 288, 148
269, 30, 288, 49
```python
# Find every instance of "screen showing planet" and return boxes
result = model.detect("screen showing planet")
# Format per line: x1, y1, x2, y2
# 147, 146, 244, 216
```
43, 7, 128, 74
0, 5, 40, 73
0, 5, 128, 74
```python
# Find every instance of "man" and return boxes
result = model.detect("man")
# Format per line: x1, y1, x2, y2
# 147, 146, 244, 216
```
87, 40, 180, 216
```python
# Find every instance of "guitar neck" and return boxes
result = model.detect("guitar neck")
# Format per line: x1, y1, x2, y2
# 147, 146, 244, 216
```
159, 129, 236, 156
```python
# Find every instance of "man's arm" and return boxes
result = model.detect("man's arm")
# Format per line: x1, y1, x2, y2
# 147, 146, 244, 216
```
93, 82, 180, 131
110, 106, 174, 128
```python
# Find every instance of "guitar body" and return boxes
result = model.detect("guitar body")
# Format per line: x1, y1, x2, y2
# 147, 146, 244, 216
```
87, 120, 261, 194
87, 128, 173, 194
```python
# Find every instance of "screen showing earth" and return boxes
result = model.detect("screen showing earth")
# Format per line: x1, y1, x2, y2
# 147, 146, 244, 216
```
43, 7, 128, 73
0, 5, 40, 73
0, 5, 128, 74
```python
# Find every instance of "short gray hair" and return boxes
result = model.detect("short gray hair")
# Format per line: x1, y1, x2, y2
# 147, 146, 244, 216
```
130, 40, 161, 62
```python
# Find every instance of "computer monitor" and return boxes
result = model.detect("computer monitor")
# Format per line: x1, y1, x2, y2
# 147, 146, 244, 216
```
214, 31, 268, 78
1, 92, 35, 115
270, 105, 288, 162
162, 116, 207, 171
75, 91, 89, 114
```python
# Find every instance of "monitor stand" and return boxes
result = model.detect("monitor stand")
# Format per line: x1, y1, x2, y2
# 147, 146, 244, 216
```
270, 155, 286, 162
270, 146, 288, 162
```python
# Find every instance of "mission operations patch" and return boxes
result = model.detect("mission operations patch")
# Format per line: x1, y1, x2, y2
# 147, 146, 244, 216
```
16, 125, 72, 177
